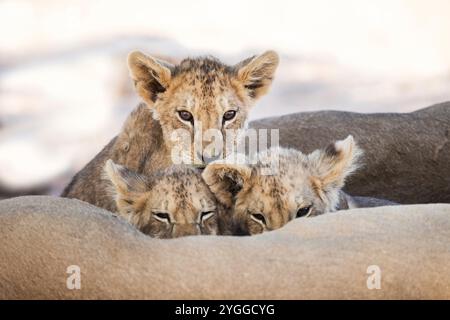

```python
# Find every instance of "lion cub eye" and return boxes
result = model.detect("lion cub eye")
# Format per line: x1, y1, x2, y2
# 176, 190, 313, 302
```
296, 205, 312, 218
200, 211, 215, 222
251, 213, 266, 225
178, 111, 194, 124
223, 110, 237, 122
153, 212, 171, 223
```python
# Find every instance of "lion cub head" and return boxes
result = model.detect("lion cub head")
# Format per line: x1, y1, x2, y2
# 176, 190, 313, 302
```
104, 160, 218, 238
202, 136, 362, 235
127, 50, 279, 167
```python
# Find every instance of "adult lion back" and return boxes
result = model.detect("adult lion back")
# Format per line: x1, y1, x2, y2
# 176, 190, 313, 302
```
1, 196, 450, 299
250, 101, 450, 204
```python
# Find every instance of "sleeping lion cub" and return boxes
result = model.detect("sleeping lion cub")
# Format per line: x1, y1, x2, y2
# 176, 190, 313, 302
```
203, 135, 396, 235
104, 160, 221, 238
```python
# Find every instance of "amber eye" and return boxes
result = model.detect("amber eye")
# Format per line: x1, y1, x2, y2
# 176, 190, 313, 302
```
178, 111, 194, 123
251, 213, 266, 225
153, 212, 171, 223
223, 110, 237, 122
296, 206, 312, 218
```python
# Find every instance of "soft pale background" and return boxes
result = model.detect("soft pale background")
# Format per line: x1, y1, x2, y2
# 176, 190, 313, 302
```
0, 0, 449, 194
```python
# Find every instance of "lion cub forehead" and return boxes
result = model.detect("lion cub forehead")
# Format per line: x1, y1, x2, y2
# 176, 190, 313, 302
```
254, 148, 308, 177
173, 56, 232, 76
171, 91, 234, 111
151, 166, 215, 208
170, 57, 236, 93
153, 166, 204, 192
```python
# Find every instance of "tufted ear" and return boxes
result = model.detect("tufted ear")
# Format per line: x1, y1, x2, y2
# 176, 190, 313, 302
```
202, 162, 252, 208
234, 50, 279, 100
103, 159, 150, 217
308, 135, 363, 200
127, 51, 174, 106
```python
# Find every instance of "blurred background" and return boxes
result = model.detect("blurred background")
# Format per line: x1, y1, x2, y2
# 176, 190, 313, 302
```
1, 0, 449, 198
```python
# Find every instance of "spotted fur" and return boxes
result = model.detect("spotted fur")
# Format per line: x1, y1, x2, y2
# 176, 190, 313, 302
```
104, 160, 223, 238
62, 50, 279, 212
203, 136, 364, 235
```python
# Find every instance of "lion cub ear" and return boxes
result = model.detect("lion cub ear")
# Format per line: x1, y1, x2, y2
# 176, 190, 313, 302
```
127, 51, 174, 106
234, 50, 279, 100
103, 159, 149, 217
308, 135, 363, 199
202, 162, 252, 208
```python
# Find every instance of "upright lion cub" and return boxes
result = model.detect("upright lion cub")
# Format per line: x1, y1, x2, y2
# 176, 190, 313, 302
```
104, 160, 221, 238
203, 136, 395, 235
62, 51, 279, 213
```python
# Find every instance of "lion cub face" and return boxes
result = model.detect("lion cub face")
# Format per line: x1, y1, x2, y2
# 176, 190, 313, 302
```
105, 160, 218, 238
127, 51, 279, 167
202, 136, 362, 235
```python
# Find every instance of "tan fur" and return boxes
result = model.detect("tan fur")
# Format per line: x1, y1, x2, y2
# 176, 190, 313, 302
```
103, 160, 221, 238
202, 136, 363, 235
62, 51, 279, 212
249, 102, 450, 204
1, 196, 450, 299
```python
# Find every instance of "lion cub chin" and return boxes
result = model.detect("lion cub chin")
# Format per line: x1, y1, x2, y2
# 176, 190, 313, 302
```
203, 135, 374, 235
104, 160, 219, 238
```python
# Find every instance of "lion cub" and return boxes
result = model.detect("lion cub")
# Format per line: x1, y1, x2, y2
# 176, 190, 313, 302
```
62, 50, 279, 214
104, 160, 220, 238
203, 136, 394, 235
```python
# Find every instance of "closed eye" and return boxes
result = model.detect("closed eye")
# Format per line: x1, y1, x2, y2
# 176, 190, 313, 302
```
200, 211, 215, 222
153, 212, 171, 223
250, 213, 266, 225
296, 205, 312, 218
